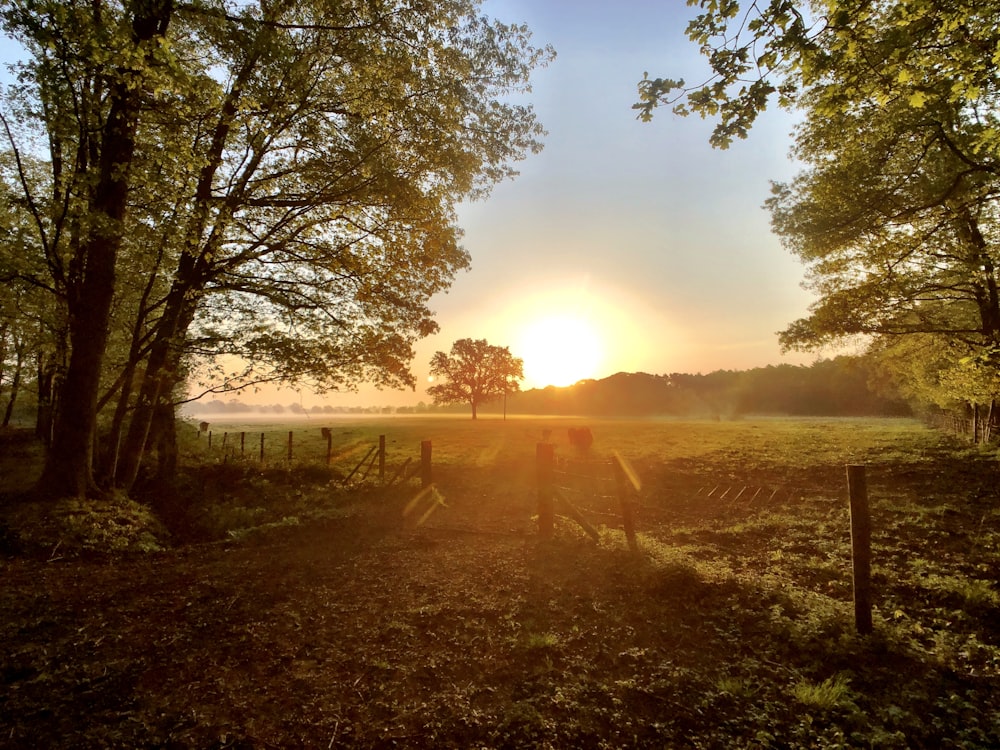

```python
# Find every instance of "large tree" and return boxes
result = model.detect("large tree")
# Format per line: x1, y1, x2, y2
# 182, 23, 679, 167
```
427, 338, 524, 419
638, 1, 1000, 409
113, 0, 551, 488
1, 0, 552, 494
769, 92, 1000, 354
0, 0, 176, 497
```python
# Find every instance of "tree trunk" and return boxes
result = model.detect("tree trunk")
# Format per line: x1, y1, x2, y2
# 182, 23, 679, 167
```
100, 228, 174, 483
37, 240, 119, 496
115, 39, 262, 488
0, 323, 7, 395
116, 284, 198, 489
101, 354, 139, 484
962, 210, 1000, 343
35, 1, 173, 498
2, 344, 24, 427
154, 400, 178, 481
35, 353, 56, 446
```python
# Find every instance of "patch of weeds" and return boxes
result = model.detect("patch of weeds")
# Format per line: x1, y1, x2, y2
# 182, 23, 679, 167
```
6, 493, 168, 554
493, 700, 552, 747
522, 631, 560, 650
714, 509, 796, 538
928, 630, 1000, 674
920, 573, 1000, 609
716, 675, 758, 699
197, 502, 269, 538
383, 619, 416, 637
640, 535, 744, 604
791, 673, 854, 710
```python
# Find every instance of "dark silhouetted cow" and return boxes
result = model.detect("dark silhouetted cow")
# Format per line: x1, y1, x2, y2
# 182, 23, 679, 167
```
568, 426, 593, 451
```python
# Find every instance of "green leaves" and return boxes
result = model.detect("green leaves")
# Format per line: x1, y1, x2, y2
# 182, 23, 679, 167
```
639, 1, 1000, 409
2, 0, 554, 484
427, 338, 524, 418
640, 0, 1000, 153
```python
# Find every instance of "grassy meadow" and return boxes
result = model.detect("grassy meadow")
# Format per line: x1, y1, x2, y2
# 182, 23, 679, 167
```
183, 413, 942, 482
2, 415, 999, 747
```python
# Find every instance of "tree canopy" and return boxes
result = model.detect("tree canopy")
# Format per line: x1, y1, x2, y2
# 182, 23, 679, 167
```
638, 0, 1000, 413
427, 338, 524, 419
0, 0, 553, 495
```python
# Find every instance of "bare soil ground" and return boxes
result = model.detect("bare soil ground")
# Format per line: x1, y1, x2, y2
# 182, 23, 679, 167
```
2, 420, 999, 748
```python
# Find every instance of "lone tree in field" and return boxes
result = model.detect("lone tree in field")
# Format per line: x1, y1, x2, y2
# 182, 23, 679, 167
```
427, 339, 524, 420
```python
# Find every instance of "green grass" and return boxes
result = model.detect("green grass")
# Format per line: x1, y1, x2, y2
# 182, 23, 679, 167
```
4, 416, 1000, 747
182, 414, 951, 478
791, 673, 854, 709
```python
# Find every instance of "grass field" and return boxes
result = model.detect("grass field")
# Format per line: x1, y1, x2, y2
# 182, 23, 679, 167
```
1, 416, 999, 747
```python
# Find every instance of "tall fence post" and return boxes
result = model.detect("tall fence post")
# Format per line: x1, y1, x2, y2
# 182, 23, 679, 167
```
324, 428, 333, 466
240, 432, 245, 456
379, 434, 386, 484
259, 433, 265, 464
536, 442, 555, 538
613, 454, 638, 552
287, 430, 293, 463
847, 464, 873, 635
420, 440, 432, 488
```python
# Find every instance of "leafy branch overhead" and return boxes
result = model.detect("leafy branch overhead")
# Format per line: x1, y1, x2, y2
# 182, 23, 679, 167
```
639, 0, 1000, 410
636, 0, 999, 151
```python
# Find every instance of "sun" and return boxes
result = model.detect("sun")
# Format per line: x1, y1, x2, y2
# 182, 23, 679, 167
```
517, 314, 604, 388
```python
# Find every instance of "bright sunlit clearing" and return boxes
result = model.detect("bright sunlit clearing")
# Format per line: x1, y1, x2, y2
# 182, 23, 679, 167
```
517, 314, 603, 388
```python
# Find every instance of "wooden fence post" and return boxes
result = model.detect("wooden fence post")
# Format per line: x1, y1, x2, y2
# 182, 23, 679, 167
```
208, 431, 212, 449
613, 455, 638, 552
259, 433, 265, 464
536, 442, 555, 538
846, 464, 873, 635
240, 432, 245, 456
420, 440, 432, 488
325, 429, 333, 466
379, 434, 386, 484
287, 430, 293, 463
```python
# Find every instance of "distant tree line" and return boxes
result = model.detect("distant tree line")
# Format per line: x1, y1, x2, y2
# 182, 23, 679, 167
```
183, 400, 442, 417
482, 357, 912, 418
0, 355, 936, 423
193, 357, 920, 419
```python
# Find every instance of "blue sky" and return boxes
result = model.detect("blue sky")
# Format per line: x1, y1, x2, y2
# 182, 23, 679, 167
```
417, 0, 817, 400
0, 2, 822, 408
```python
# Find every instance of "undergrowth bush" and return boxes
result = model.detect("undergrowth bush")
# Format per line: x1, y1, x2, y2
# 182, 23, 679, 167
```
7, 492, 167, 555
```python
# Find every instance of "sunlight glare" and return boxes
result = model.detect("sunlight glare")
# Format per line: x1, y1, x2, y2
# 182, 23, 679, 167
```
518, 314, 603, 388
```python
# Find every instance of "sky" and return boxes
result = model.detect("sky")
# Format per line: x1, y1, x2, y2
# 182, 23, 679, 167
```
1, 1, 823, 410
394, 0, 818, 406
